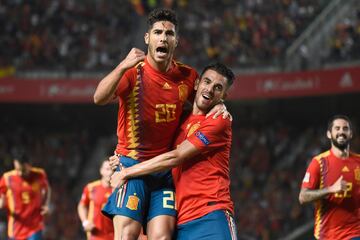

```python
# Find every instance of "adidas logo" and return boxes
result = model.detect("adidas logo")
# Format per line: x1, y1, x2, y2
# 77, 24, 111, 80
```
162, 82, 172, 89
342, 166, 350, 172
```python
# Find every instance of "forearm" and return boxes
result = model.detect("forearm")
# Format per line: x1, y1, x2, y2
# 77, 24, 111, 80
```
124, 151, 181, 179
77, 203, 89, 222
299, 188, 331, 204
93, 65, 126, 105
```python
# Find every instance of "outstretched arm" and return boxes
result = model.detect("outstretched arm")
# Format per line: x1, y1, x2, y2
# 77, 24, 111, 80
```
110, 140, 199, 188
299, 175, 347, 204
94, 48, 145, 105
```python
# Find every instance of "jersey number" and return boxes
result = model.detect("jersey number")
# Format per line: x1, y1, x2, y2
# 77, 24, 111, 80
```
163, 191, 175, 209
334, 182, 352, 198
155, 104, 176, 123
22, 192, 30, 204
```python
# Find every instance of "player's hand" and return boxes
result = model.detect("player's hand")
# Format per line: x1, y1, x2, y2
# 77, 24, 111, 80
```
206, 102, 232, 121
40, 204, 50, 215
118, 48, 145, 71
82, 220, 95, 232
328, 175, 347, 193
109, 155, 120, 171
110, 171, 126, 189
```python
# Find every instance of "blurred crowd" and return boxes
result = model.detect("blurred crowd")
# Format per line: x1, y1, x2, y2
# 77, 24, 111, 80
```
327, 4, 360, 63
0, 0, 325, 73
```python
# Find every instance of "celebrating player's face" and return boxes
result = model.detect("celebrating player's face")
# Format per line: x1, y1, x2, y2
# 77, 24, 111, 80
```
145, 21, 177, 65
194, 69, 228, 113
327, 119, 352, 150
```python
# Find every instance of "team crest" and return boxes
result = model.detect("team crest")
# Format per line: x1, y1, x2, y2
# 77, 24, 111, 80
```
187, 122, 201, 137
126, 195, 139, 210
178, 83, 188, 102
355, 167, 360, 182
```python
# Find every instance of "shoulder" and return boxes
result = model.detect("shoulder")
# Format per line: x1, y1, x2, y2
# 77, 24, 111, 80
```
31, 167, 47, 177
202, 116, 231, 130
124, 61, 145, 77
87, 180, 101, 189
174, 61, 198, 79
2, 170, 17, 179
313, 150, 331, 162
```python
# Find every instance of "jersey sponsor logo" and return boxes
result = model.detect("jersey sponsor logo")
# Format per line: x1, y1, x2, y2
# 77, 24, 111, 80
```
355, 167, 360, 181
342, 166, 350, 172
126, 194, 139, 210
162, 82, 172, 89
187, 122, 200, 137
195, 131, 210, 145
178, 83, 188, 102
303, 172, 310, 183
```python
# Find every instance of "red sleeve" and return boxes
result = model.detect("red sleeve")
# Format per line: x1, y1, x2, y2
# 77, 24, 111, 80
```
80, 185, 90, 206
187, 117, 231, 153
301, 158, 320, 189
0, 175, 7, 195
115, 68, 134, 97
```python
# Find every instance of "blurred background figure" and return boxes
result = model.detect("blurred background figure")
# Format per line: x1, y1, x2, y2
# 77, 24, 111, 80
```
78, 159, 113, 240
0, 149, 51, 240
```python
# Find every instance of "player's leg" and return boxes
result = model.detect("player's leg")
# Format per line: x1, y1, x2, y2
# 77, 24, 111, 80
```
147, 215, 176, 240
176, 210, 238, 240
113, 215, 142, 240
102, 156, 149, 240
146, 173, 177, 240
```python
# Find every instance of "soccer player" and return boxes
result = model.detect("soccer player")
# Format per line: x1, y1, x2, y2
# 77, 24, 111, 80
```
299, 115, 360, 240
78, 159, 114, 240
0, 151, 51, 240
94, 8, 228, 240
110, 63, 238, 240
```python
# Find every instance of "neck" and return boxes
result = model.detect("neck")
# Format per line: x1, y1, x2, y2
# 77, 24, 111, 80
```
146, 55, 172, 72
192, 105, 207, 115
332, 145, 350, 158
101, 178, 110, 187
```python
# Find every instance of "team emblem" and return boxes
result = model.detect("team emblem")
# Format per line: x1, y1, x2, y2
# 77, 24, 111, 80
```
355, 167, 360, 181
178, 83, 188, 102
126, 195, 139, 210
187, 122, 200, 137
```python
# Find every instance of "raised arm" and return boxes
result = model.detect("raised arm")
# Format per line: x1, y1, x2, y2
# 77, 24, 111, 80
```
94, 48, 145, 105
110, 140, 200, 188
299, 175, 347, 204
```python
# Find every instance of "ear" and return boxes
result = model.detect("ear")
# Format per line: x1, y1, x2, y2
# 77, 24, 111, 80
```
194, 78, 200, 91
326, 130, 331, 139
222, 92, 228, 100
144, 33, 149, 45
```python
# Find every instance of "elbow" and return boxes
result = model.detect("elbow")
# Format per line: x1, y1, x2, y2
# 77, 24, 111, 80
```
298, 195, 305, 205
93, 93, 106, 105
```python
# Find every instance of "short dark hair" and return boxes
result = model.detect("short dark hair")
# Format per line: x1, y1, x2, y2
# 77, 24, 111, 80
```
199, 63, 235, 88
147, 8, 178, 31
327, 114, 353, 132
12, 149, 31, 164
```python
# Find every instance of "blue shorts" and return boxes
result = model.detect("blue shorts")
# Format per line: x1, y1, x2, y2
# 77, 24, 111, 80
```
176, 210, 238, 240
102, 156, 176, 225
9, 231, 42, 240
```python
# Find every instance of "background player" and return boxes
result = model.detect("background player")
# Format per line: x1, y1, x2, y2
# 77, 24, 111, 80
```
299, 115, 360, 240
0, 151, 51, 240
94, 8, 229, 240
78, 159, 114, 240
110, 63, 238, 239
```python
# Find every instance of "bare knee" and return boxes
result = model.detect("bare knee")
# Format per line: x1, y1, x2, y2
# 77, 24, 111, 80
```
113, 215, 142, 240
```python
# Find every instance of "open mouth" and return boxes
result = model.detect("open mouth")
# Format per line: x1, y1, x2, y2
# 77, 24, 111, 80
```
202, 93, 211, 100
156, 47, 168, 54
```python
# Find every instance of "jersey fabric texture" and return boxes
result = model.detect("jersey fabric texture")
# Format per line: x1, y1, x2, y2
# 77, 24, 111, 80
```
301, 150, 360, 240
114, 58, 198, 161
172, 114, 235, 226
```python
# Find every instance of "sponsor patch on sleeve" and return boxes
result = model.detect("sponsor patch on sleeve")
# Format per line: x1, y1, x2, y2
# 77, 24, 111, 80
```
302, 172, 310, 183
195, 131, 210, 145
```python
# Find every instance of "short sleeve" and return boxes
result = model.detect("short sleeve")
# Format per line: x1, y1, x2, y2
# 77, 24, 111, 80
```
301, 158, 320, 189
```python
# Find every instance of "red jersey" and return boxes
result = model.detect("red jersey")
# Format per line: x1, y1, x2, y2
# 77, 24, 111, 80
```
172, 114, 234, 225
301, 150, 360, 240
0, 168, 49, 239
114, 58, 198, 161
80, 180, 113, 240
